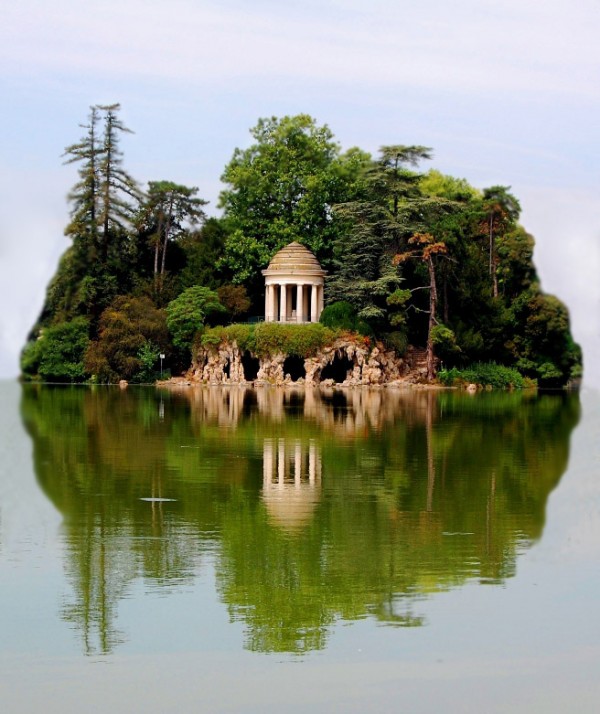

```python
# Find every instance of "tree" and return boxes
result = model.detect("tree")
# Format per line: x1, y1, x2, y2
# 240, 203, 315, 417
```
84, 296, 169, 382
63, 106, 102, 264
63, 104, 140, 267
21, 318, 90, 382
219, 115, 370, 300
217, 285, 251, 320
137, 181, 208, 291
96, 103, 141, 253
166, 286, 226, 351
394, 233, 450, 380
329, 145, 447, 334
481, 186, 521, 298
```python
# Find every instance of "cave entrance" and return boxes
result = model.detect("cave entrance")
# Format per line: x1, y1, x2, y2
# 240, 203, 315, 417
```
320, 354, 354, 383
223, 358, 231, 379
241, 350, 260, 381
283, 355, 306, 382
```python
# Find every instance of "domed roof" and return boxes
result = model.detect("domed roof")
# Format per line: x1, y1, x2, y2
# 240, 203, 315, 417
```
262, 241, 326, 277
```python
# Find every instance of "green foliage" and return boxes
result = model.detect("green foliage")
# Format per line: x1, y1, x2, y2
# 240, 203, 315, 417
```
166, 286, 226, 350
383, 331, 408, 354
202, 322, 336, 358
438, 362, 529, 390
319, 301, 359, 331
420, 169, 481, 202
219, 114, 370, 298
430, 324, 460, 357
85, 296, 168, 382
132, 341, 161, 383
21, 318, 90, 382
217, 284, 251, 320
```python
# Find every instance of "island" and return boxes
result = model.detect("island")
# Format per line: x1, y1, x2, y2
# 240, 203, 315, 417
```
21, 106, 582, 389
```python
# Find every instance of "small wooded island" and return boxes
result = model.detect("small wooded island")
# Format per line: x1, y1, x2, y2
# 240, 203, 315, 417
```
21, 105, 582, 389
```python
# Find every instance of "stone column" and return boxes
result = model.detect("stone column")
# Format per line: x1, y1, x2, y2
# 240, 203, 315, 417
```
311, 284, 318, 323
296, 284, 303, 323
318, 285, 324, 320
280, 284, 287, 323
265, 284, 271, 322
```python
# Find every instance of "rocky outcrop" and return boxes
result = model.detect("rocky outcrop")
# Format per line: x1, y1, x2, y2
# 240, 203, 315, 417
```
191, 336, 429, 386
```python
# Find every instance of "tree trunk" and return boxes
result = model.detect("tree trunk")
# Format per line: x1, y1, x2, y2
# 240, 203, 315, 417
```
489, 212, 498, 298
160, 194, 175, 278
426, 256, 438, 381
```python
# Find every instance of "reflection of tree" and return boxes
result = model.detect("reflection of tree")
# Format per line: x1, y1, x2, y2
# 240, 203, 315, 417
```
21, 384, 580, 655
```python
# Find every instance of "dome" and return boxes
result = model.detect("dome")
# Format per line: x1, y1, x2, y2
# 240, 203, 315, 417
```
262, 241, 326, 277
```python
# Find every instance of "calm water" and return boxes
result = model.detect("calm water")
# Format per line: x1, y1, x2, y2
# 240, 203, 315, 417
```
1, 380, 599, 712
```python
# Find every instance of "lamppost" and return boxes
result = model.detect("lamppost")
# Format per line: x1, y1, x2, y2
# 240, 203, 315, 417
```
159, 353, 165, 378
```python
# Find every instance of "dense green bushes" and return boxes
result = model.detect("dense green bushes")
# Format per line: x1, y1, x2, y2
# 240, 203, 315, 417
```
21, 318, 90, 382
437, 362, 534, 390
202, 322, 336, 358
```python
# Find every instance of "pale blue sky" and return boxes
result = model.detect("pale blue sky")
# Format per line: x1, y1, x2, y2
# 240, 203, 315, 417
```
1, 0, 598, 382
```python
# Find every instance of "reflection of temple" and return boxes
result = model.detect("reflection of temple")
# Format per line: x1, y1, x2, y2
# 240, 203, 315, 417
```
262, 438, 322, 531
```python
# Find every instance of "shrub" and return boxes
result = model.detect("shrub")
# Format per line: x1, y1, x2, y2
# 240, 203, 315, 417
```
21, 318, 90, 382
201, 322, 335, 358
437, 362, 529, 390
166, 286, 226, 351
85, 296, 169, 382
320, 301, 358, 331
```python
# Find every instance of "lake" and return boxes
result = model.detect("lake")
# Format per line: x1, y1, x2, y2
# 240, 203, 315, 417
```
1, 380, 599, 712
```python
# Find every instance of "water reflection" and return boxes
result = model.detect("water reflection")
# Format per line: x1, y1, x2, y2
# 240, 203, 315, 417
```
262, 438, 322, 531
20, 385, 580, 655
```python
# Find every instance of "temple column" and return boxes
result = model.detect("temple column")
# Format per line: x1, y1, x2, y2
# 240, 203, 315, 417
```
311, 284, 318, 323
296, 284, 303, 323
265, 284, 271, 322
280, 284, 287, 323
317, 285, 324, 320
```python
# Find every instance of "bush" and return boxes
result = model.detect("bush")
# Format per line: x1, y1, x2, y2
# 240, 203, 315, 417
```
201, 322, 335, 358
21, 318, 90, 382
320, 301, 358, 331
437, 362, 530, 390
131, 341, 162, 383
166, 286, 226, 351
85, 296, 169, 382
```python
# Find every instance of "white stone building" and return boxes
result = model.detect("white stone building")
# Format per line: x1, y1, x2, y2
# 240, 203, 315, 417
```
262, 241, 326, 323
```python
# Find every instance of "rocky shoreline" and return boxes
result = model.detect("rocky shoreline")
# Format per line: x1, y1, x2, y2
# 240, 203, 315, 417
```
169, 337, 440, 389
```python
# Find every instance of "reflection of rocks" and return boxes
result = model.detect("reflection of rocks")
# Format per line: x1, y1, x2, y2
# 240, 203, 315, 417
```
262, 438, 322, 531
192, 336, 413, 386
169, 383, 443, 433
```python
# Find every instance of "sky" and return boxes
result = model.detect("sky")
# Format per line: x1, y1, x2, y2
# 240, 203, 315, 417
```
1, 0, 598, 384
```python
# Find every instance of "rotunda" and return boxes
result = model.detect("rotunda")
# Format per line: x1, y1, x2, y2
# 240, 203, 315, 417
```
261, 241, 326, 323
